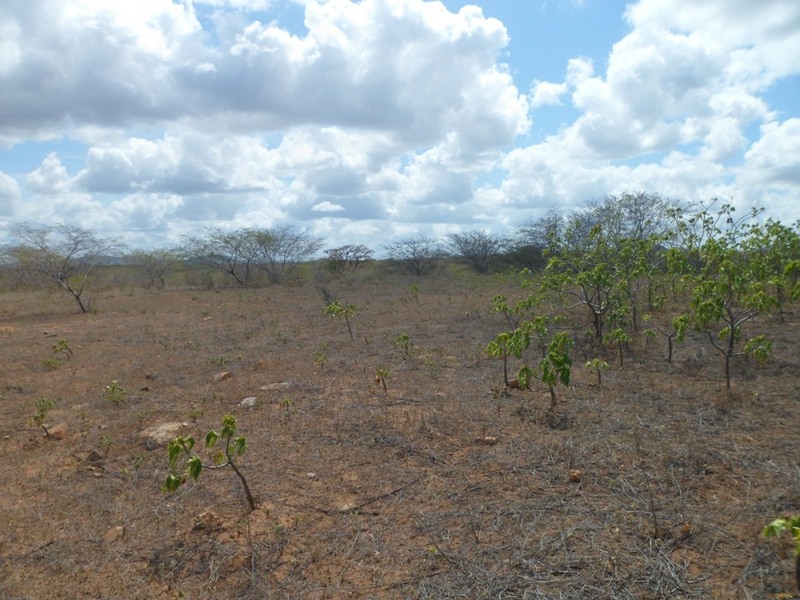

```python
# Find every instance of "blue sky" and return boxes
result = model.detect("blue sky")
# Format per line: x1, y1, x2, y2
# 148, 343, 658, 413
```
0, 0, 798, 250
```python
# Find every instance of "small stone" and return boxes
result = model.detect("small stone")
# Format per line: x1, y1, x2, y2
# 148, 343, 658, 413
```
569, 469, 583, 483
475, 435, 498, 445
260, 382, 291, 391
104, 526, 124, 543
241, 396, 257, 408
306, 472, 317, 479
139, 422, 189, 446
47, 423, 68, 440
213, 371, 233, 383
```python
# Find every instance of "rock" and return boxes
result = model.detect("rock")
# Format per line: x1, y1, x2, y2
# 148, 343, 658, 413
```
475, 435, 498, 445
260, 382, 291, 391
104, 526, 124, 543
306, 472, 317, 479
241, 396, 257, 408
47, 423, 68, 440
569, 469, 583, 483
213, 371, 233, 383
139, 422, 189, 446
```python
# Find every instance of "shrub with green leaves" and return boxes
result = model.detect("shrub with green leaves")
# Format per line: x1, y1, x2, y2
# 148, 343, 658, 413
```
163, 415, 256, 512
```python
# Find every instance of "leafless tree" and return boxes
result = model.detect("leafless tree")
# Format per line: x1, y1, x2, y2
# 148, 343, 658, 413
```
254, 225, 323, 284
127, 248, 181, 288
180, 227, 262, 286
324, 244, 373, 273
446, 231, 506, 274
7, 223, 123, 313
384, 235, 444, 276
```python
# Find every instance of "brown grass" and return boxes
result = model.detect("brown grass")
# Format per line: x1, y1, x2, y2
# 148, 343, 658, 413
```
1, 269, 799, 599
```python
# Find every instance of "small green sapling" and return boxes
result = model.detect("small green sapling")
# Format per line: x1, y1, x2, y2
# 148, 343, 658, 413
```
163, 415, 257, 512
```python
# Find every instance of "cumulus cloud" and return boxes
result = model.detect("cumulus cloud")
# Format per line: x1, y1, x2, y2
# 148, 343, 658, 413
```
496, 0, 800, 223
0, 171, 21, 215
0, 0, 798, 247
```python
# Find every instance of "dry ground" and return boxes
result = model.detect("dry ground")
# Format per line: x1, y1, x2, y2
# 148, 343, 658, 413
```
1, 268, 799, 599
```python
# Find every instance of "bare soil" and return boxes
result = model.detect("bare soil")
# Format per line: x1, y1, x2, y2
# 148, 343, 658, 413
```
1, 270, 799, 599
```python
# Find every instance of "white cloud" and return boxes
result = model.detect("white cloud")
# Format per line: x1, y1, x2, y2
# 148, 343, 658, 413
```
531, 80, 567, 108
0, 0, 798, 248
27, 153, 72, 194
742, 119, 800, 187
312, 201, 345, 212
0, 171, 20, 216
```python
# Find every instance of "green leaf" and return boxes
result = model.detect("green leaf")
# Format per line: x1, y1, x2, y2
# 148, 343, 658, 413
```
187, 456, 203, 480
163, 474, 183, 492
221, 415, 237, 438
205, 430, 219, 448
234, 435, 247, 456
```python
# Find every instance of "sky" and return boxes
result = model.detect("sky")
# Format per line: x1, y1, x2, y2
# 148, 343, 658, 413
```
0, 0, 798, 251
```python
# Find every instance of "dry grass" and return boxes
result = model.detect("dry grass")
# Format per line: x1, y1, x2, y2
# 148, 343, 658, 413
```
1, 269, 799, 599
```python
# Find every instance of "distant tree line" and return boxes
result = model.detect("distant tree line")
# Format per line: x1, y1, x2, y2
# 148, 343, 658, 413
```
2, 192, 799, 334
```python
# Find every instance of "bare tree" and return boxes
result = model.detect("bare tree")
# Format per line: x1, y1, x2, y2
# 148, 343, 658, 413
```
127, 248, 181, 288
180, 227, 262, 286
324, 244, 373, 273
516, 206, 567, 254
446, 231, 506, 274
254, 225, 323, 284
8, 223, 123, 313
384, 235, 444, 276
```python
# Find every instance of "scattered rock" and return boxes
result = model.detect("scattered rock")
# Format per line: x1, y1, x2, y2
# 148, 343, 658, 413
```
306, 472, 317, 479
260, 382, 291, 391
139, 422, 189, 446
103, 526, 124, 544
475, 435, 498, 445
214, 371, 233, 383
192, 511, 222, 533
47, 423, 68, 440
241, 396, 258, 408
569, 469, 583, 483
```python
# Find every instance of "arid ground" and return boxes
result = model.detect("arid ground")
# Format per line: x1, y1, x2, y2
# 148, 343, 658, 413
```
1, 267, 799, 599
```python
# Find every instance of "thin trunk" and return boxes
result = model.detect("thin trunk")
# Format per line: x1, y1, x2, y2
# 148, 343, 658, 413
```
227, 458, 257, 512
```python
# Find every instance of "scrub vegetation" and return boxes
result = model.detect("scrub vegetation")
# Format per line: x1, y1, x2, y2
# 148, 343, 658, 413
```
1, 193, 799, 598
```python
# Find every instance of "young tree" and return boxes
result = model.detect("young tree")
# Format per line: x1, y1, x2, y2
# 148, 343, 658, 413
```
446, 231, 506, 274
8, 223, 123, 313
669, 202, 780, 390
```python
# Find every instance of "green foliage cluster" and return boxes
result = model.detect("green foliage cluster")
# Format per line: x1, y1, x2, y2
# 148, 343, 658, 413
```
164, 415, 256, 512
324, 299, 357, 341
487, 194, 800, 405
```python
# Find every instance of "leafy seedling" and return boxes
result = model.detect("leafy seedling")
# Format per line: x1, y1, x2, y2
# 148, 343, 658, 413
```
585, 358, 609, 386
375, 368, 389, 393
764, 515, 800, 591
52, 339, 73, 360
101, 380, 127, 404
164, 415, 257, 512
395, 333, 411, 356
324, 300, 357, 341
31, 397, 57, 438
